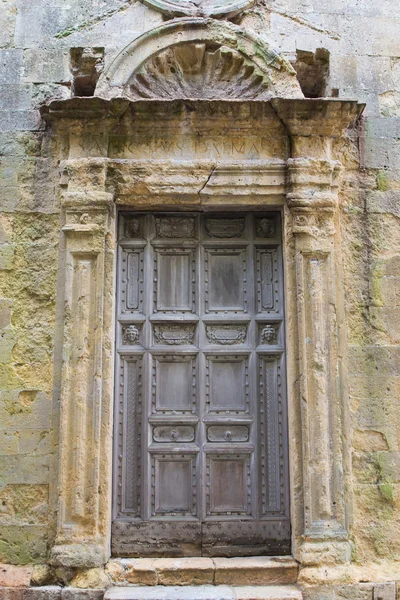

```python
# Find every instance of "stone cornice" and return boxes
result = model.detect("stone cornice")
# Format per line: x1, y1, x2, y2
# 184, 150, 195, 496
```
41, 97, 364, 139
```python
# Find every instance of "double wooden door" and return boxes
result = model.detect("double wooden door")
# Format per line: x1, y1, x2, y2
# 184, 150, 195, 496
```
113, 212, 290, 557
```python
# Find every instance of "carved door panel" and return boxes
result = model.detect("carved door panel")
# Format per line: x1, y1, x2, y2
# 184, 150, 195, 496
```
113, 212, 290, 557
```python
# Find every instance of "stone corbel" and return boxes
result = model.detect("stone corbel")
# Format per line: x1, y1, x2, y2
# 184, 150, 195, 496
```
272, 99, 364, 566
51, 158, 115, 568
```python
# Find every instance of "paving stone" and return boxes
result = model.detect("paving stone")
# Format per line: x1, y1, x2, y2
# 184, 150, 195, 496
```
0, 588, 61, 600
233, 587, 303, 600
213, 558, 298, 586
62, 590, 104, 600
104, 587, 234, 600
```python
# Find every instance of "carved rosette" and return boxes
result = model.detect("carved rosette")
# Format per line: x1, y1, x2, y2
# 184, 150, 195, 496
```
206, 325, 246, 345
154, 324, 195, 345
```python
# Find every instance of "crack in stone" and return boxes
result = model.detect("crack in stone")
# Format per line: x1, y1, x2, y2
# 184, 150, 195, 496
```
198, 165, 217, 196
269, 5, 341, 40
54, 0, 136, 39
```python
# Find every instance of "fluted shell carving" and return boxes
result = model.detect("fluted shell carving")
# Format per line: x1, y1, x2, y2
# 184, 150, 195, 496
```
129, 42, 271, 100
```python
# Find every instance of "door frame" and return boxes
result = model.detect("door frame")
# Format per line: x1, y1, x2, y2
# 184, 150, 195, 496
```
45, 97, 362, 570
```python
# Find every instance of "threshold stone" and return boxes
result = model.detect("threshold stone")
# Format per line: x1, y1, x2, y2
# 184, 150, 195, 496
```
104, 585, 303, 600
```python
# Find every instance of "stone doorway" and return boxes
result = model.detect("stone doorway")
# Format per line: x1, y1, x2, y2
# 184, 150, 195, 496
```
112, 211, 290, 557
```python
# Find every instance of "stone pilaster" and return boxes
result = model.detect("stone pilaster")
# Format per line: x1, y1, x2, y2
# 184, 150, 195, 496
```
272, 99, 364, 566
51, 157, 115, 568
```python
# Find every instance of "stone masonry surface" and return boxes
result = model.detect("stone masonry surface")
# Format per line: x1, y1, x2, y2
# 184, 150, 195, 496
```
0, 0, 399, 599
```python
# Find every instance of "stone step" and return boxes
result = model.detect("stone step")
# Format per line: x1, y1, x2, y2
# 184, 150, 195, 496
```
105, 585, 303, 600
107, 557, 299, 587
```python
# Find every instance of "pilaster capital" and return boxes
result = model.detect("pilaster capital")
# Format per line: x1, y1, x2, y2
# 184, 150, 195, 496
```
286, 158, 341, 239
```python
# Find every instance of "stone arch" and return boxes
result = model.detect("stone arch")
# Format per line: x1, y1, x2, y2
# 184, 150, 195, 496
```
96, 18, 304, 100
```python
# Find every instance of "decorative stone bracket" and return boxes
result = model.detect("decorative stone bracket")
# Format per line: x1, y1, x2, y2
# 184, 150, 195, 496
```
42, 97, 364, 568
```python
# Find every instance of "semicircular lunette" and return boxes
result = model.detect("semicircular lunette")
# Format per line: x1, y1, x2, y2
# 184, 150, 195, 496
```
129, 41, 273, 100
95, 19, 304, 101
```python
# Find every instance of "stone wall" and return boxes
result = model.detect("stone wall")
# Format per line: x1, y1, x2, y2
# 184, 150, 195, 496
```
0, 0, 399, 594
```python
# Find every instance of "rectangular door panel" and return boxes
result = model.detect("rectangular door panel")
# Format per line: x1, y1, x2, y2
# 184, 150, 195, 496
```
205, 247, 248, 313
207, 454, 251, 516
206, 354, 250, 414
113, 212, 289, 557
153, 354, 197, 414
154, 248, 196, 313
152, 453, 197, 516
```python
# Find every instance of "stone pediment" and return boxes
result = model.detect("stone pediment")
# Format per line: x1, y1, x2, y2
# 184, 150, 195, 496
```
96, 18, 303, 101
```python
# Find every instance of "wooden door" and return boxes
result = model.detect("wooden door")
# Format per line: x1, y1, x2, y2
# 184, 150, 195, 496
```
112, 212, 290, 557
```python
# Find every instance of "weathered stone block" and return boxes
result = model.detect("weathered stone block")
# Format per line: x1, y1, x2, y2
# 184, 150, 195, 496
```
62, 589, 104, 600
0, 430, 18, 455
348, 346, 400, 377
155, 558, 214, 586
353, 451, 400, 484
367, 191, 400, 219
0, 564, 33, 586
213, 558, 298, 586
18, 430, 51, 455
0, 111, 41, 133
0, 525, 48, 564
122, 559, 157, 586
23, 49, 70, 84
0, 454, 51, 486
70, 569, 109, 590
0, 0, 17, 48
0, 391, 52, 431
0, 243, 14, 270
0, 484, 49, 525
0, 50, 23, 84
233, 587, 302, 600
353, 429, 390, 452
0, 588, 61, 600
365, 117, 400, 139
302, 584, 374, 600
373, 583, 396, 600
0, 85, 32, 111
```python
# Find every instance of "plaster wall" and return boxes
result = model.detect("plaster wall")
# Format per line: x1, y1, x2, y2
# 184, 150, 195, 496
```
0, 0, 399, 596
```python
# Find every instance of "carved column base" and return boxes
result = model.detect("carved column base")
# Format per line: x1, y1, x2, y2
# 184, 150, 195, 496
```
50, 543, 107, 569
300, 539, 352, 567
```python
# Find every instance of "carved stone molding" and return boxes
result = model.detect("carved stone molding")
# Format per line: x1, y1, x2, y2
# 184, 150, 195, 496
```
139, 0, 254, 18
96, 19, 302, 100
44, 97, 364, 569
272, 99, 365, 566
51, 175, 114, 568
